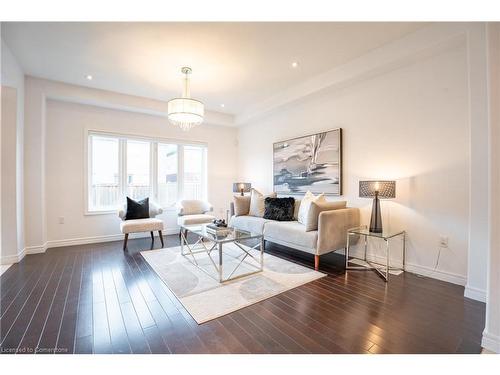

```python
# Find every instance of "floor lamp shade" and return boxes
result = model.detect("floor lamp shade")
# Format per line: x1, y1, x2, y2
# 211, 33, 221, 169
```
233, 182, 252, 196
359, 181, 396, 233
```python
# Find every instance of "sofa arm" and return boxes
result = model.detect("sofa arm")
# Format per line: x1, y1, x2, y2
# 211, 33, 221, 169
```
317, 207, 360, 255
203, 202, 214, 214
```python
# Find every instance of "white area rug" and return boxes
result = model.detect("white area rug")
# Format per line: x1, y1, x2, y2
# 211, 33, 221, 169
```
141, 243, 326, 324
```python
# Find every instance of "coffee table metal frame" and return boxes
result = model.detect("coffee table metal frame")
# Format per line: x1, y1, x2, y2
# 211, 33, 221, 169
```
180, 224, 264, 283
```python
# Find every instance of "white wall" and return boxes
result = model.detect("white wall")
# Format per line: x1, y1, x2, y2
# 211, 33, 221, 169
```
482, 22, 500, 353
45, 99, 238, 243
238, 40, 471, 285
1, 38, 25, 264
24, 77, 237, 248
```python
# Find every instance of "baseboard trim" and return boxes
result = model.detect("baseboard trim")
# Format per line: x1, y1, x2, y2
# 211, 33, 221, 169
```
482, 330, 500, 353
13, 229, 179, 260
46, 229, 178, 249
25, 243, 48, 254
0, 247, 26, 265
464, 285, 487, 303
348, 249, 467, 286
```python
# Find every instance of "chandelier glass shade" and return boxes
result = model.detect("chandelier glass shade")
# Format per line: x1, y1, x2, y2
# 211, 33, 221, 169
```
167, 67, 204, 131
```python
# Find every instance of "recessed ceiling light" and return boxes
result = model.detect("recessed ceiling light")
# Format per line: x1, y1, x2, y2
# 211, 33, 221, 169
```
85, 74, 93, 80
220, 104, 225, 108
291, 62, 299, 68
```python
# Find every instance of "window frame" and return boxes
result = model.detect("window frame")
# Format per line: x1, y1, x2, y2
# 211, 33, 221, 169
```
84, 129, 208, 215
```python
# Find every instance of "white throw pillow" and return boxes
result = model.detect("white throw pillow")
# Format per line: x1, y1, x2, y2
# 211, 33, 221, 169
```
248, 189, 276, 217
297, 191, 325, 225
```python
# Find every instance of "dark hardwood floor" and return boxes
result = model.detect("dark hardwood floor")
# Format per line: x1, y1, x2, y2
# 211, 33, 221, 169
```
0, 234, 485, 354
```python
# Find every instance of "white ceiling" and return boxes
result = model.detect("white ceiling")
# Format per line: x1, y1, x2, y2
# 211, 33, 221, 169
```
2, 22, 427, 116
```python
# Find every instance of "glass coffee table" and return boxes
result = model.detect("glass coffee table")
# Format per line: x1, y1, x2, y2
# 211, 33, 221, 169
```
180, 224, 264, 283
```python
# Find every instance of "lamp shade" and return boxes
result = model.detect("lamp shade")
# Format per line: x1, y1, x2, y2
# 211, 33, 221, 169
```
233, 182, 252, 193
167, 98, 204, 131
359, 180, 396, 199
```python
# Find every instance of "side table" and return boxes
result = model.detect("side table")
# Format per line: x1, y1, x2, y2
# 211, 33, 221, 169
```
345, 225, 406, 282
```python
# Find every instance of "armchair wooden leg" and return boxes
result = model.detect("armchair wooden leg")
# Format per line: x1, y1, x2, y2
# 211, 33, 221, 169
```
150, 231, 154, 245
123, 233, 129, 251
314, 255, 319, 271
159, 230, 164, 248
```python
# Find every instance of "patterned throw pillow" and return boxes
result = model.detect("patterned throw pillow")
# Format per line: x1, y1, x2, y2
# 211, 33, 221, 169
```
263, 197, 295, 221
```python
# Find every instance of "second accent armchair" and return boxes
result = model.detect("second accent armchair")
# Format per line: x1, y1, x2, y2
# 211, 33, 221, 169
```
177, 200, 215, 239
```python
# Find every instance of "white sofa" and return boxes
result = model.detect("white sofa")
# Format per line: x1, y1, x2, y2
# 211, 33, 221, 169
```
230, 198, 359, 270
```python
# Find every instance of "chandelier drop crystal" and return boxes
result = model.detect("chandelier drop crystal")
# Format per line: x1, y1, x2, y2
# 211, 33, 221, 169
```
167, 67, 204, 131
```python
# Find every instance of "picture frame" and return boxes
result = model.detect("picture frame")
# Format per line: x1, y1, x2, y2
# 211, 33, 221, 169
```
273, 128, 342, 196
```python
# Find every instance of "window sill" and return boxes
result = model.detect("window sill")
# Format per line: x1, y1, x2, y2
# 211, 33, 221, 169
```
84, 206, 177, 216
84, 210, 118, 216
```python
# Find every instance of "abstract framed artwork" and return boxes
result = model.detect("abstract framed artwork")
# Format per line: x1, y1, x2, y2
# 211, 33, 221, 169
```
273, 128, 342, 195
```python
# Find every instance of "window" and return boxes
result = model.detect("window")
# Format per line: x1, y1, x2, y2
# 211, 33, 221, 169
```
157, 143, 178, 206
87, 132, 207, 212
89, 135, 120, 211
183, 145, 206, 200
126, 140, 151, 200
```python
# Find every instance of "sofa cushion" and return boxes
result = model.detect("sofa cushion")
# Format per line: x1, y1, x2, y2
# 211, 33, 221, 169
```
263, 197, 295, 221
293, 198, 301, 220
233, 195, 251, 216
297, 191, 325, 225
177, 214, 215, 226
179, 200, 209, 215
305, 201, 347, 231
248, 189, 277, 217
229, 215, 270, 234
264, 221, 318, 251
120, 218, 164, 234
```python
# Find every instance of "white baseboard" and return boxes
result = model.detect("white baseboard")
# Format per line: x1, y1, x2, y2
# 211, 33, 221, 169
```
0, 247, 26, 265
3, 229, 179, 263
464, 285, 487, 303
46, 229, 178, 249
25, 243, 48, 254
482, 330, 500, 353
348, 248, 467, 286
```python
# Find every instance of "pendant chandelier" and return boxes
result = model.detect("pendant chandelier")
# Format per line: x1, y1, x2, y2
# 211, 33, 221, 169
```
167, 67, 204, 131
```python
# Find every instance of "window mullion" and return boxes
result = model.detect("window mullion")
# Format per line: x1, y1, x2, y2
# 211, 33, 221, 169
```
178, 144, 184, 201
151, 142, 157, 202
120, 138, 127, 203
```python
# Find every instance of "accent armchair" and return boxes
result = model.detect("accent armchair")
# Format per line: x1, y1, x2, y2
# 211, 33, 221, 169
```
177, 200, 215, 239
118, 201, 164, 250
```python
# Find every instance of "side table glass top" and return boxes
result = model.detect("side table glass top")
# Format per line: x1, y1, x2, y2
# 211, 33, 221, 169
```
348, 226, 405, 240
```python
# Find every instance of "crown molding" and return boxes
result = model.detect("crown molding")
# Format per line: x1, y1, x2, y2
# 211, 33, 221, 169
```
26, 76, 236, 127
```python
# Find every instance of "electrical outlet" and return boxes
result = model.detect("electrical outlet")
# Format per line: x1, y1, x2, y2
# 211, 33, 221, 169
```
439, 235, 448, 248
58, 216, 65, 224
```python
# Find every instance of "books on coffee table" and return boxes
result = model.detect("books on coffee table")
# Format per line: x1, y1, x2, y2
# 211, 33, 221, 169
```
206, 224, 230, 236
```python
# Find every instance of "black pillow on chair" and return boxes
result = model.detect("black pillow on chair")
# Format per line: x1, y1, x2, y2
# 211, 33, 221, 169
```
263, 197, 295, 221
125, 197, 150, 220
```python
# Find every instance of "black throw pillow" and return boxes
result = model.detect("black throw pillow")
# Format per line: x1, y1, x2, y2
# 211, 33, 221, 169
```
263, 197, 295, 221
125, 197, 150, 220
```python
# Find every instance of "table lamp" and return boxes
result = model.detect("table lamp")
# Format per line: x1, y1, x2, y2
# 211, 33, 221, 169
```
359, 180, 396, 233
233, 182, 252, 196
